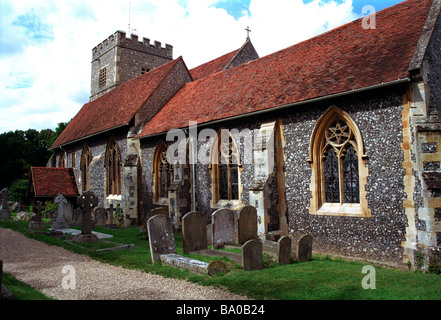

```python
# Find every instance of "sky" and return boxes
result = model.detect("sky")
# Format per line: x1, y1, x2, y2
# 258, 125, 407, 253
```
0, 0, 404, 133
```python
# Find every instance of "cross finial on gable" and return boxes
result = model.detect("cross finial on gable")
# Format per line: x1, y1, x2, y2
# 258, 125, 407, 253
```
245, 26, 251, 40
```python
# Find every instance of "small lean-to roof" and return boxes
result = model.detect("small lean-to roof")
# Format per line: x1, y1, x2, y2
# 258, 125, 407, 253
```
51, 57, 184, 149
136, 0, 434, 138
29, 167, 79, 198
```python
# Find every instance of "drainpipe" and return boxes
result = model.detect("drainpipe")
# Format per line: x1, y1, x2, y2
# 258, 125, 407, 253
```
188, 123, 197, 212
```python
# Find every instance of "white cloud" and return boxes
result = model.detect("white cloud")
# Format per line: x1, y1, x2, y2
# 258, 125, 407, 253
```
0, 0, 358, 133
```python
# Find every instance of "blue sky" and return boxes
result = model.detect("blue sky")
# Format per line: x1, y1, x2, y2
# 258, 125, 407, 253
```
0, 0, 405, 133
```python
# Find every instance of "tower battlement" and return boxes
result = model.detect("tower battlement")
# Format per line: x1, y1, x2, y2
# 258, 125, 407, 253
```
92, 30, 173, 61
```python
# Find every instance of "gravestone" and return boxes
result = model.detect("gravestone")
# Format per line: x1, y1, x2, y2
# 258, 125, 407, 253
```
242, 239, 263, 271
106, 204, 117, 228
0, 188, 11, 219
297, 234, 313, 262
52, 194, 69, 230
211, 209, 235, 249
277, 236, 292, 265
29, 201, 46, 230
151, 207, 168, 217
94, 207, 107, 226
238, 205, 258, 245
74, 191, 99, 243
72, 207, 83, 226
182, 211, 207, 254
147, 215, 176, 264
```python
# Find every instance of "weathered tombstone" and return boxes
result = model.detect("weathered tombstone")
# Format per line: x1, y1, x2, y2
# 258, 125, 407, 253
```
277, 236, 292, 265
297, 234, 313, 262
72, 207, 83, 226
211, 209, 235, 249
64, 202, 73, 222
74, 191, 99, 243
0, 188, 11, 219
242, 239, 263, 271
106, 204, 117, 228
151, 207, 168, 217
52, 194, 69, 230
238, 205, 258, 245
147, 215, 176, 264
29, 201, 46, 230
94, 207, 107, 226
182, 211, 207, 254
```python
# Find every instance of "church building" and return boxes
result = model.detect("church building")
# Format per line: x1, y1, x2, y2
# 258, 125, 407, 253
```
49, 0, 441, 271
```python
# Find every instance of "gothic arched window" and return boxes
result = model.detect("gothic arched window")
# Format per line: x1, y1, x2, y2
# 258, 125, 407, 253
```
210, 130, 241, 207
105, 137, 121, 196
80, 144, 91, 192
153, 141, 174, 202
309, 107, 370, 217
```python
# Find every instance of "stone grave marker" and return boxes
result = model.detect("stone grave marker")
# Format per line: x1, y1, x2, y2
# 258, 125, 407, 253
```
242, 239, 263, 271
277, 236, 292, 265
151, 207, 168, 217
211, 208, 235, 249
147, 214, 176, 264
72, 207, 83, 226
297, 234, 313, 262
94, 207, 107, 226
52, 194, 69, 230
29, 201, 46, 230
106, 204, 117, 228
182, 211, 207, 254
238, 205, 258, 244
0, 188, 11, 219
74, 191, 99, 243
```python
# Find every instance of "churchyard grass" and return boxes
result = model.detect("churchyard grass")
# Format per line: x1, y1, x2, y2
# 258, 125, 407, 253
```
2, 216, 441, 300
2, 273, 53, 300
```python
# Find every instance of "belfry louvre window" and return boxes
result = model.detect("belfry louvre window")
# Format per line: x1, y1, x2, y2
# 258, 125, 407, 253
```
99, 67, 107, 88
309, 107, 370, 217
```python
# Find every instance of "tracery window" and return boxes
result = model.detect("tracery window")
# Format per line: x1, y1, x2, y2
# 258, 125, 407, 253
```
309, 106, 370, 217
105, 137, 121, 196
322, 120, 360, 204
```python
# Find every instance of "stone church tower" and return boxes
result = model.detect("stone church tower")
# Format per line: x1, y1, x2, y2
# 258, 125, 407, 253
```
90, 30, 173, 101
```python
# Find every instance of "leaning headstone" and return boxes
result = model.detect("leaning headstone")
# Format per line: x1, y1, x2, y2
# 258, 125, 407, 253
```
238, 205, 258, 245
147, 214, 176, 264
52, 194, 69, 230
182, 211, 207, 254
242, 239, 263, 271
29, 201, 46, 230
94, 207, 107, 226
297, 234, 313, 262
211, 209, 235, 249
74, 191, 99, 243
277, 236, 292, 265
0, 188, 11, 219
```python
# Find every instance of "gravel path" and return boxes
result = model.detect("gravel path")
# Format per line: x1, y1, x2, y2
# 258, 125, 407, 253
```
0, 228, 249, 300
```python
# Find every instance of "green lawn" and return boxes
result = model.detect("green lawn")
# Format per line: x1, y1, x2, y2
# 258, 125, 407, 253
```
1, 216, 441, 300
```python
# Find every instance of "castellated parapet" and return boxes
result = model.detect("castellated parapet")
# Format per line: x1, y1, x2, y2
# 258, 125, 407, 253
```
92, 30, 173, 61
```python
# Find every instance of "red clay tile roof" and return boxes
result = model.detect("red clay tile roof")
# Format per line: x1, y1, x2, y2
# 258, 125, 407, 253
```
51, 57, 184, 148
137, 0, 433, 138
190, 49, 239, 80
30, 167, 79, 197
